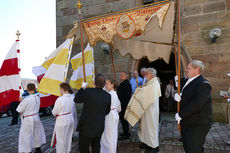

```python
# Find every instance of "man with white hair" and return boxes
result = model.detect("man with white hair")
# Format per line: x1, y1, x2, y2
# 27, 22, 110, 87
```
174, 60, 212, 153
141, 67, 147, 85
125, 68, 161, 153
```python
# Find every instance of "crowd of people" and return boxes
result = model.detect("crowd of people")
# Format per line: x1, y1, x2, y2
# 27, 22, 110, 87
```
15, 60, 213, 153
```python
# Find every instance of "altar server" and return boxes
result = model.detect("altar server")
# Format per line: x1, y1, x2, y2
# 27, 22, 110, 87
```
51, 82, 77, 153
101, 79, 121, 153
17, 83, 46, 153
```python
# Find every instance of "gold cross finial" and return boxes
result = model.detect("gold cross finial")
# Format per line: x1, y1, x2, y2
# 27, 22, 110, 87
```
16, 30, 21, 40
76, 0, 82, 10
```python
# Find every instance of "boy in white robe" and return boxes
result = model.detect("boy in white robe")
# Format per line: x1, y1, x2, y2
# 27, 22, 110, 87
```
101, 79, 121, 153
17, 83, 46, 153
51, 82, 77, 153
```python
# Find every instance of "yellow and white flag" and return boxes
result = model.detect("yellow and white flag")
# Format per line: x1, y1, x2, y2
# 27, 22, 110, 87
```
70, 43, 95, 89
37, 38, 73, 96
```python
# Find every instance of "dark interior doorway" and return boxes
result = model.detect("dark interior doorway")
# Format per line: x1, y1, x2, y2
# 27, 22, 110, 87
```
137, 53, 177, 112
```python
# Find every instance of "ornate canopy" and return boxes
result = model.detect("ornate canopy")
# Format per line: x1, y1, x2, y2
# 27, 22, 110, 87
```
67, 0, 175, 63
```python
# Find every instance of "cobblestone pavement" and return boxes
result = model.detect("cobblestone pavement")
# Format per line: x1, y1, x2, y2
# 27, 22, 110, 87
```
0, 113, 230, 153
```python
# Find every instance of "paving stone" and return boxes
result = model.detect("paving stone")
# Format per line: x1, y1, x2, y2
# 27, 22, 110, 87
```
0, 113, 230, 152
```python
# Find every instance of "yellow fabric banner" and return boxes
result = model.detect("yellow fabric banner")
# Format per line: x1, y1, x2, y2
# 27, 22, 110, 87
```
37, 39, 73, 96
70, 43, 95, 89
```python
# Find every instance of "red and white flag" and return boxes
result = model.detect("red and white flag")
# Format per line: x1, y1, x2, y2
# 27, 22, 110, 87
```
0, 41, 21, 106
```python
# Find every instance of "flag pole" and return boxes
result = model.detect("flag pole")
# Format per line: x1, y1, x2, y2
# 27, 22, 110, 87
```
76, 0, 86, 83
177, 0, 181, 131
64, 37, 75, 81
16, 30, 23, 95
16, 30, 23, 123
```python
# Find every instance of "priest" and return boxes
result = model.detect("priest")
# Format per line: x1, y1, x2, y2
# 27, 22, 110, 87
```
125, 68, 161, 153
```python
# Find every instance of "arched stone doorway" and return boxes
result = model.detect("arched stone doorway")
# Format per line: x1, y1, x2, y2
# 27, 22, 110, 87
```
137, 54, 176, 82
137, 53, 177, 112
128, 43, 192, 77
127, 43, 192, 112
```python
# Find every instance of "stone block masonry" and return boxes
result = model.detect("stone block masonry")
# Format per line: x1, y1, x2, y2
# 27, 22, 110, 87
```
182, 0, 230, 122
56, 0, 230, 122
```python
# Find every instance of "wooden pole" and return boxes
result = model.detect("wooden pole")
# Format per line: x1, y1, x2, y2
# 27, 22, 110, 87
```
76, 0, 86, 82
177, 0, 181, 131
174, 43, 178, 75
110, 45, 117, 81
64, 37, 75, 81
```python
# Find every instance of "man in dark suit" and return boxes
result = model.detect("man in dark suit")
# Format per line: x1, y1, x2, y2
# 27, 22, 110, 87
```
174, 60, 212, 153
74, 74, 111, 153
117, 71, 132, 140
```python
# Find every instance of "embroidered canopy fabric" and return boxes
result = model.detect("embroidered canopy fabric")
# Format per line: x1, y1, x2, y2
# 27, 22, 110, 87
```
112, 2, 175, 63
66, 0, 175, 63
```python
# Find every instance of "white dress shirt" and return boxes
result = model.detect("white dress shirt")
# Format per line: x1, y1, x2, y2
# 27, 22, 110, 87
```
181, 75, 200, 95
165, 84, 175, 98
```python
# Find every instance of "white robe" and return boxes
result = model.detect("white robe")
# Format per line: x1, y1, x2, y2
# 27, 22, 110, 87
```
138, 98, 159, 148
101, 90, 121, 153
16, 94, 46, 153
51, 94, 77, 153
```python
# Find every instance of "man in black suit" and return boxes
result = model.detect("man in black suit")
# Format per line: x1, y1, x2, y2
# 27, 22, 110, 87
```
174, 60, 212, 153
117, 71, 132, 140
74, 74, 111, 153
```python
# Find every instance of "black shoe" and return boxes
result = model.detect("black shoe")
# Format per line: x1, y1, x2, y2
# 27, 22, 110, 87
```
35, 147, 41, 153
139, 143, 149, 149
9, 123, 17, 126
145, 146, 159, 153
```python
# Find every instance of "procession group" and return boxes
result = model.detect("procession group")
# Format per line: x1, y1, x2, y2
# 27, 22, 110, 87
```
16, 60, 212, 153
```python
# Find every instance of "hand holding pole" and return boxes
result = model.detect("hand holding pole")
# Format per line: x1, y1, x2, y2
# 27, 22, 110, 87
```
177, 0, 181, 131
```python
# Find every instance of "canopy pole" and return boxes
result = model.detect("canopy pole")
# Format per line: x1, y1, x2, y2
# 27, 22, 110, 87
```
110, 45, 117, 81
64, 37, 75, 81
174, 43, 178, 75
76, 0, 86, 82
177, 0, 181, 131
